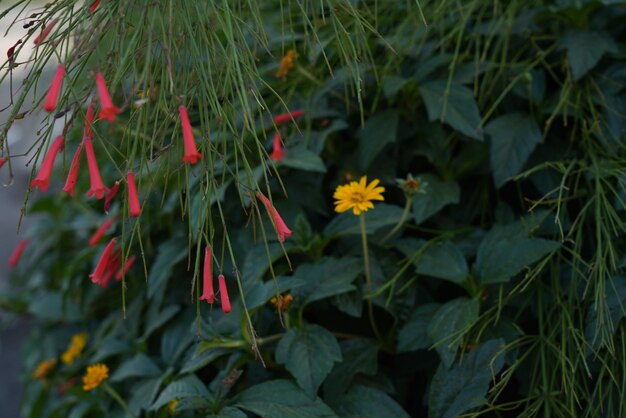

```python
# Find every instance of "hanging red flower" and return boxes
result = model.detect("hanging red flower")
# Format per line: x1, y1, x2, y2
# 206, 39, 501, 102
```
178, 105, 203, 164
199, 246, 214, 304
88, 218, 115, 247
115, 255, 136, 281
33, 19, 57, 45
43, 64, 65, 113
95, 72, 120, 122
218, 274, 231, 313
273, 110, 304, 125
89, 0, 101, 12
89, 238, 116, 284
62, 143, 83, 197
84, 136, 109, 199
256, 191, 292, 243
0, 157, 6, 170
31, 136, 64, 192
126, 172, 141, 217
269, 131, 284, 161
8, 240, 28, 267
103, 181, 119, 213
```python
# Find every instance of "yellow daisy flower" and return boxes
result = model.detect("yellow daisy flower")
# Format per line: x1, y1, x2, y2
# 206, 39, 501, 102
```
61, 333, 88, 365
270, 293, 294, 310
333, 176, 385, 216
276, 49, 297, 78
168, 399, 180, 415
82, 363, 109, 391
32, 359, 57, 380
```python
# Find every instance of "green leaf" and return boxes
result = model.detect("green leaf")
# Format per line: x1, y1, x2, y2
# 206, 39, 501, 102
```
281, 145, 327, 173
476, 223, 560, 284
328, 385, 410, 418
150, 375, 211, 411
560, 30, 618, 81
357, 110, 399, 169
147, 236, 187, 299
180, 347, 230, 374
412, 174, 460, 224
275, 325, 342, 397
382, 75, 409, 98
324, 203, 404, 238
324, 339, 378, 396
428, 298, 479, 367
129, 377, 163, 415
398, 303, 441, 352
92, 338, 131, 362
234, 379, 338, 418
419, 80, 483, 140
141, 305, 180, 340
110, 353, 162, 382
585, 277, 626, 351
396, 238, 468, 284
291, 257, 361, 305
485, 113, 542, 188
428, 339, 505, 418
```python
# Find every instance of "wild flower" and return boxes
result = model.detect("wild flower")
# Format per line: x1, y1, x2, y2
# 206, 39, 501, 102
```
32, 359, 57, 381
32, 136, 64, 192
333, 176, 385, 215
199, 246, 215, 303
179, 105, 203, 164
275, 49, 297, 78
95, 72, 120, 122
82, 363, 108, 391
8, 240, 28, 267
126, 172, 141, 217
270, 131, 284, 161
256, 191, 292, 242
43, 64, 65, 112
62, 143, 83, 197
61, 333, 88, 365
88, 218, 115, 247
218, 274, 231, 313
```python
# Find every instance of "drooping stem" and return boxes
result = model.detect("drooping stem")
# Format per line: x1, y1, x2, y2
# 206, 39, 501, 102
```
102, 382, 137, 418
380, 196, 413, 244
360, 214, 382, 341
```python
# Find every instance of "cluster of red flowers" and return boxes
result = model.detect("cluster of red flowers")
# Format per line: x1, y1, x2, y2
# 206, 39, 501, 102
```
2, 9, 302, 315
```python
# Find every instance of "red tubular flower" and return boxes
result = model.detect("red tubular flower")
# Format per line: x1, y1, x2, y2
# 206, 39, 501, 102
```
256, 192, 293, 243
32, 136, 64, 192
33, 19, 57, 45
126, 172, 141, 217
7, 39, 22, 60
178, 105, 203, 164
104, 181, 119, 213
218, 274, 231, 313
88, 218, 114, 247
84, 136, 109, 199
95, 72, 120, 122
43, 64, 65, 113
0, 157, 6, 170
199, 247, 214, 303
99, 249, 121, 287
85, 99, 96, 135
8, 240, 28, 267
115, 255, 136, 281
270, 131, 284, 162
273, 110, 304, 125
89, 238, 116, 284
89, 0, 101, 12
62, 143, 83, 197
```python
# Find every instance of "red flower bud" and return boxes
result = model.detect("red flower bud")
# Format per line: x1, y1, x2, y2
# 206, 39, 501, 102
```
273, 110, 304, 125
33, 19, 57, 45
126, 172, 141, 217
31, 136, 64, 192
43, 64, 65, 112
88, 218, 114, 247
178, 105, 202, 165
89, 0, 101, 12
199, 247, 214, 304
256, 192, 292, 243
8, 240, 28, 267
218, 274, 231, 313
104, 181, 119, 213
269, 131, 284, 162
89, 238, 116, 284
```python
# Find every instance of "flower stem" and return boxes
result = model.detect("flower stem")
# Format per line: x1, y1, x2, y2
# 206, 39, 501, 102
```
380, 196, 413, 244
360, 214, 382, 341
102, 382, 137, 418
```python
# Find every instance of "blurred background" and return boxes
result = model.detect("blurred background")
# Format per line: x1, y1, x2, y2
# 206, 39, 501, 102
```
1, 2, 48, 415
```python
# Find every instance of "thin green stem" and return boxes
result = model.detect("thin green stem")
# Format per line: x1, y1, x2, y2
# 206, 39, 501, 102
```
360, 214, 382, 341
102, 382, 137, 418
380, 196, 413, 244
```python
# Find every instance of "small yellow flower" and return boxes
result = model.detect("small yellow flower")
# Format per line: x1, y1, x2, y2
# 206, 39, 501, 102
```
333, 176, 385, 216
32, 359, 57, 380
82, 363, 109, 391
270, 293, 294, 310
168, 399, 180, 415
61, 333, 88, 365
276, 49, 297, 78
